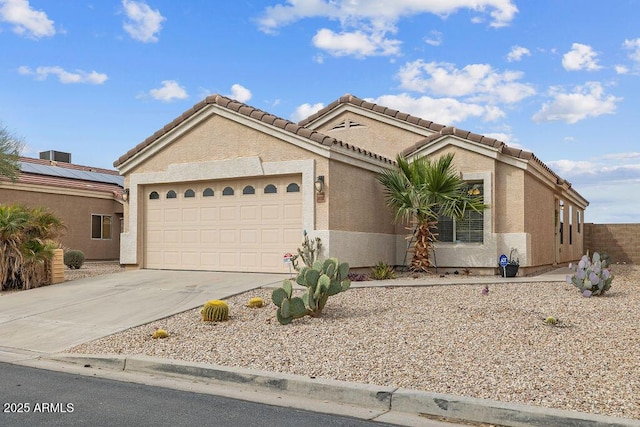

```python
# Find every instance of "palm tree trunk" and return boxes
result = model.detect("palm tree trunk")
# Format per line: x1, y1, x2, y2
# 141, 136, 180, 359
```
410, 220, 438, 272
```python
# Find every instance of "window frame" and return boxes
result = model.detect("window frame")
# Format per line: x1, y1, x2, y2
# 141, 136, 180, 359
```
91, 214, 112, 240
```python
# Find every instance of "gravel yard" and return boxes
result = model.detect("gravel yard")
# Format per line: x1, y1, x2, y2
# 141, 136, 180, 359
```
68, 264, 640, 420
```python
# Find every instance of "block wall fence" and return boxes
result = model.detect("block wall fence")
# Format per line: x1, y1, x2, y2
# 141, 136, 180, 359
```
583, 223, 640, 264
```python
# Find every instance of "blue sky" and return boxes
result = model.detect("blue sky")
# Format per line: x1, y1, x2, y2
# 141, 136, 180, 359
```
1, 0, 639, 224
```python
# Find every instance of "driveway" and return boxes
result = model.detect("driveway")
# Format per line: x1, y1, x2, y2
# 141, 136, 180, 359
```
0, 270, 287, 357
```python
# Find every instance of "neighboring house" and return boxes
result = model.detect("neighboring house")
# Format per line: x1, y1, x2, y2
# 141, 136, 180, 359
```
115, 94, 588, 275
0, 154, 124, 260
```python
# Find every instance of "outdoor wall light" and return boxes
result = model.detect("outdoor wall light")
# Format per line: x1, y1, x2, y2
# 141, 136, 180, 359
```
314, 175, 325, 193
122, 188, 130, 202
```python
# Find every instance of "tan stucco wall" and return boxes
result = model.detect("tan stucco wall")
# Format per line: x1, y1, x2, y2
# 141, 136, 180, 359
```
0, 187, 122, 260
523, 173, 555, 266
129, 114, 318, 174
326, 160, 395, 233
314, 111, 433, 160
494, 161, 525, 234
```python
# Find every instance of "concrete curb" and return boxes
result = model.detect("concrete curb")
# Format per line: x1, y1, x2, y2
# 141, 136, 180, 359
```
47, 354, 640, 427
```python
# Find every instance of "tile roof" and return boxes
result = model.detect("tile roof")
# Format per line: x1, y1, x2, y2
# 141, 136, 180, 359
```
113, 94, 395, 168
402, 126, 571, 188
297, 93, 447, 132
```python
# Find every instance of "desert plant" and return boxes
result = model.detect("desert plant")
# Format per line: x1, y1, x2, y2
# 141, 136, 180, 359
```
371, 261, 395, 280
348, 272, 370, 281
377, 153, 486, 271
152, 329, 169, 339
247, 297, 264, 308
566, 252, 613, 297
201, 299, 229, 321
291, 230, 322, 271
543, 316, 558, 325
272, 257, 350, 325
64, 250, 85, 269
0, 204, 65, 290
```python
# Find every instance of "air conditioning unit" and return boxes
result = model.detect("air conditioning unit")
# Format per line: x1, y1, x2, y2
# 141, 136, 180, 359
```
39, 150, 72, 163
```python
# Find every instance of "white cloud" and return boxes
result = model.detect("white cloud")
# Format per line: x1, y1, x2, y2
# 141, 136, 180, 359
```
0, 0, 55, 39
424, 30, 442, 47
257, 1, 517, 57
397, 60, 535, 104
546, 154, 640, 223
18, 65, 108, 84
532, 82, 620, 124
122, 0, 165, 43
312, 28, 401, 57
226, 84, 252, 103
623, 38, 640, 63
506, 45, 530, 62
367, 93, 500, 124
562, 43, 602, 71
292, 102, 324, 122
615, 65, 629, 75
149, 80, 188, 102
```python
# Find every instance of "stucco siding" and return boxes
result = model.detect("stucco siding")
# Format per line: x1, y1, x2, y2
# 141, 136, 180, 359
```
0, 187, 121, 260
326, 160, 395, 233
129, 113, 317, 174
523, 173, 555, 266
315, 111, 432, 159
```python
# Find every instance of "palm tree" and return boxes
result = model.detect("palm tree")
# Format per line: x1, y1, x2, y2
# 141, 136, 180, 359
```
0, 122, 24, 182
377, 153, 486, 271
0, 204, 65, 290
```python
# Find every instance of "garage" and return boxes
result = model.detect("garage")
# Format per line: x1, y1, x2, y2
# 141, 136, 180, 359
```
144, 175, 302, 273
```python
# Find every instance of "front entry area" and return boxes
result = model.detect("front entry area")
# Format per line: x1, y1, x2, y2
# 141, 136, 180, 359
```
143, 175, 302, 273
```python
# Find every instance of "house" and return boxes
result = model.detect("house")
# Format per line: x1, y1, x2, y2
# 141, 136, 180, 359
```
0, 153, 124, 260
114, 94, 588, 275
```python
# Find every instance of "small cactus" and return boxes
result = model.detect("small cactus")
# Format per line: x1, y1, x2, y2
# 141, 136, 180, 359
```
201, 300, 229, 322
566, 252, 613, 297
543, 316, 558, 325
152, 329, 169, 339
247, 297, 264, 308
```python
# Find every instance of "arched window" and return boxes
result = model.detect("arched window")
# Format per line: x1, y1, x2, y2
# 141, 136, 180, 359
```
184, 189, 195, 198
166, 190, 177, 199
286, 183, 300, 193
264, 184, 277, 194
242, 185, 255, 195
203, 188, 214, 197
149, 191, 160, 200
222, 186, 234, 196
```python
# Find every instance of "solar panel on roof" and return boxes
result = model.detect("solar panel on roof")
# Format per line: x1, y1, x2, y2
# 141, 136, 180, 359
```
19, 162, 124, 187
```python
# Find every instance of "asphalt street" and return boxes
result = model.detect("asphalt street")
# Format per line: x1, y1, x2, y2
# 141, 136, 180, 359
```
1, 362, 401, 427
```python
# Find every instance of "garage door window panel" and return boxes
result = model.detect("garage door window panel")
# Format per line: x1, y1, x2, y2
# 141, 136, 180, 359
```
264, 184, 277, 194
286, 183, 300, 193
166, 190, 177, 199
149, 191, 160, 200
243, 185, 255, 195
203, 188, 214, 197
184, 189, 196, 198
223, 187, 234, 196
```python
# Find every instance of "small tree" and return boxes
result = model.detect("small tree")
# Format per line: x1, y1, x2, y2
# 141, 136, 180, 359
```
0, 122, 24, 182
377, 153, 486, 271
0, 204, 65, 291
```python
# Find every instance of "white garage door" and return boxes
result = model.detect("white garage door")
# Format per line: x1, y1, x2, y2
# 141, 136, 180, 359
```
144, 175, 303, 273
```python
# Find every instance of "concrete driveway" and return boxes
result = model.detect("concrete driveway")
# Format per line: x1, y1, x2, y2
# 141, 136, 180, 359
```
0, 270, 287, 357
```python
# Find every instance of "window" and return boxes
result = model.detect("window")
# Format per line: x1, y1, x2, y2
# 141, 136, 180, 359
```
577, 210, 581, 233
184, 189, 195, 198
203, 188, 214, 197
559, 201, 564, 245
166, 190, 177, 199
436, 183, 484, 243
91, 214, 112, 240
149, 191, 159, 200
569, 206, 573, 245
264, 184, 277, 194
242, 185, 255, 195
222, 186, 234, 196
286, 183, 300, 193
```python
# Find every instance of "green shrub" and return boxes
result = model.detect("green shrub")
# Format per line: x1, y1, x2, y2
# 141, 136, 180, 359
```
371, 261, 395, 280
64, 250, 85, 269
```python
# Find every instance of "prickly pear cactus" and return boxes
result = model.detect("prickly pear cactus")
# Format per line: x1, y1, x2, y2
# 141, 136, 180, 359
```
271, 257, 350, 324
566, 252, 614, 297
201, 299, 229, 321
